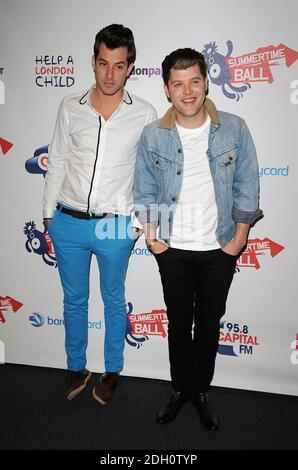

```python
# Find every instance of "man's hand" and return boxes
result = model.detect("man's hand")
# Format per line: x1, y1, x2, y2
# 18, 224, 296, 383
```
147, 239, 169, 255
43, 218, 52, 231
221, 239, 245, 256
222, 222, 250, 256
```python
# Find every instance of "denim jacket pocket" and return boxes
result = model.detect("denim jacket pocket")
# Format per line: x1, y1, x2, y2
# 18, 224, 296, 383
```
149, 151, 174, 171
215, 147, 238, 184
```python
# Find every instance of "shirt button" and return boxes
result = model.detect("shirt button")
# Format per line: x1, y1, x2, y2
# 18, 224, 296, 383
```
178, 149, 182, 153
155, 160, 159, 164
172, 197, 176, 201
177, 171, 181, 175
229, 156, 233, 161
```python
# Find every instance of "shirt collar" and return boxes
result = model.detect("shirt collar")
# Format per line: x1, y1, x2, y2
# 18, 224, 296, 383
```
79, 86, 133, 107
158, 97, 220, 129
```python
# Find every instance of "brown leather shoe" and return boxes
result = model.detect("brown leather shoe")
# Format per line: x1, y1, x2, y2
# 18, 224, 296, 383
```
66, 368, 91, 401
92, 372, 119, 405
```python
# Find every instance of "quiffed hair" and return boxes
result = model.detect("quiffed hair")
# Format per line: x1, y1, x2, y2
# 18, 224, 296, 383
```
94, 24, 136, 65
162, 48, 207, 85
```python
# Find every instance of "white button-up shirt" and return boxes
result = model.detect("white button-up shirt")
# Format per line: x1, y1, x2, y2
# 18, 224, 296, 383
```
43, 87, 157, 218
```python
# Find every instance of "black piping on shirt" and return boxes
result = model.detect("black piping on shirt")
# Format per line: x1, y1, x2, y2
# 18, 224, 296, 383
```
79, 90, 89, 105
87, 115, 102, 213
81, 89, 131, 213
124, 91, 133, 105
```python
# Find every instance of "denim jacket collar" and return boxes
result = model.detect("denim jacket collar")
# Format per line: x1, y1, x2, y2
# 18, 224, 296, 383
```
158, 97, 221, 129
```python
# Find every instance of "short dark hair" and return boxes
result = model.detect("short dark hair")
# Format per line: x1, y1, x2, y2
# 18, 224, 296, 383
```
93, 24, 136, 65
162, 48, 207, 85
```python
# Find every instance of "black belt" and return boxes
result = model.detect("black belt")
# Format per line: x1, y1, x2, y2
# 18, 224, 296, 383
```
56, 203, 118, 220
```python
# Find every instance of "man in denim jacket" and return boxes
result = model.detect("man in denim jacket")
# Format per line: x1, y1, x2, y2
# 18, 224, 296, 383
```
134, 48, 262, 431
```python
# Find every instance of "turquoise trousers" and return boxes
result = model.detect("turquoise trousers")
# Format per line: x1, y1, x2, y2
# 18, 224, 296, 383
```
48, 208, 134, 372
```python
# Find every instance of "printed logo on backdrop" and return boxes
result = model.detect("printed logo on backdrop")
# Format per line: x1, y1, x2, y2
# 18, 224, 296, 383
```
35, 55, 75, 87
290, 333, 298, 365
29, 312, 45, 327
23, 221, 57, 267
129, 65, 161, 81
29, 313, 102, 330
259, 165, 289, 178
125, 302, 168, 348
236, 237, 284, 270
218, 321, 259, 357
0, 137, 13, 158
202, 41, 298, 100
25, 145, 49, 176
0, 67, 4, 104
131, 245, 152, 256
0, 296, 23, 325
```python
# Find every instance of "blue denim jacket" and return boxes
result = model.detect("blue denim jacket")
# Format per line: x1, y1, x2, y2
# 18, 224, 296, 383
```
134, 98, 263, 247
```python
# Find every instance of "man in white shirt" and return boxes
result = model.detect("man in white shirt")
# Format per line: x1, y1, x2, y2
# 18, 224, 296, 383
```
134, 48, 262, 430
43, 24, 157, 405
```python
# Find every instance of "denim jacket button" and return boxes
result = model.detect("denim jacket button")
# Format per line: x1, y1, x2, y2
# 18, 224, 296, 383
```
178, 148, 182, 153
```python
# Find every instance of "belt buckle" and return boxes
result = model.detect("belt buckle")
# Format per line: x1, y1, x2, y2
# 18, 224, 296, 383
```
90, 211, 107, 219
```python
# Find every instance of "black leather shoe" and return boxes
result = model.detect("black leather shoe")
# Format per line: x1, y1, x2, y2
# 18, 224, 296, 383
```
156, 391, 189, 424
192, 392, 219, 431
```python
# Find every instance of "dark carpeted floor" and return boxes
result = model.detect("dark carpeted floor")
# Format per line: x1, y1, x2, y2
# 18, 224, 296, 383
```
0, 363, 297, 450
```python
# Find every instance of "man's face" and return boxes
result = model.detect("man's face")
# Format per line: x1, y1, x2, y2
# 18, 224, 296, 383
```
92, 42, 133, 96
164, 64, 208, 126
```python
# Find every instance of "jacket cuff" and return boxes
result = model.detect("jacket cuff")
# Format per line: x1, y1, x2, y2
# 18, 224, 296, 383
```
232, 206, 263, 225
135, 209, 158, 225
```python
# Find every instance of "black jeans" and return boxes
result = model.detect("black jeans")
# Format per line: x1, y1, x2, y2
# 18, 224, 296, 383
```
155, 247, 237, 393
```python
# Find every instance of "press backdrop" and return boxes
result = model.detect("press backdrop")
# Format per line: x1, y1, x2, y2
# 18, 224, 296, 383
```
0, 0, 297, 395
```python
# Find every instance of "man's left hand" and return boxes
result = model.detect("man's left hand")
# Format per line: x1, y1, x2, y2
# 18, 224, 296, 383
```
221, 239, 246, 256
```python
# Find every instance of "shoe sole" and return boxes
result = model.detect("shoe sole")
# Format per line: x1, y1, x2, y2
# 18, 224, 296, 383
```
66, 371, 92, 401
92, 387, 109, 405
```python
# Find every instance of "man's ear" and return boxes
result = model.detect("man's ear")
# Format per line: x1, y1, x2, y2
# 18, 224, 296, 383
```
205, 77, 209, 95
127, 62, 134, 77
164, 83, 171, 103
